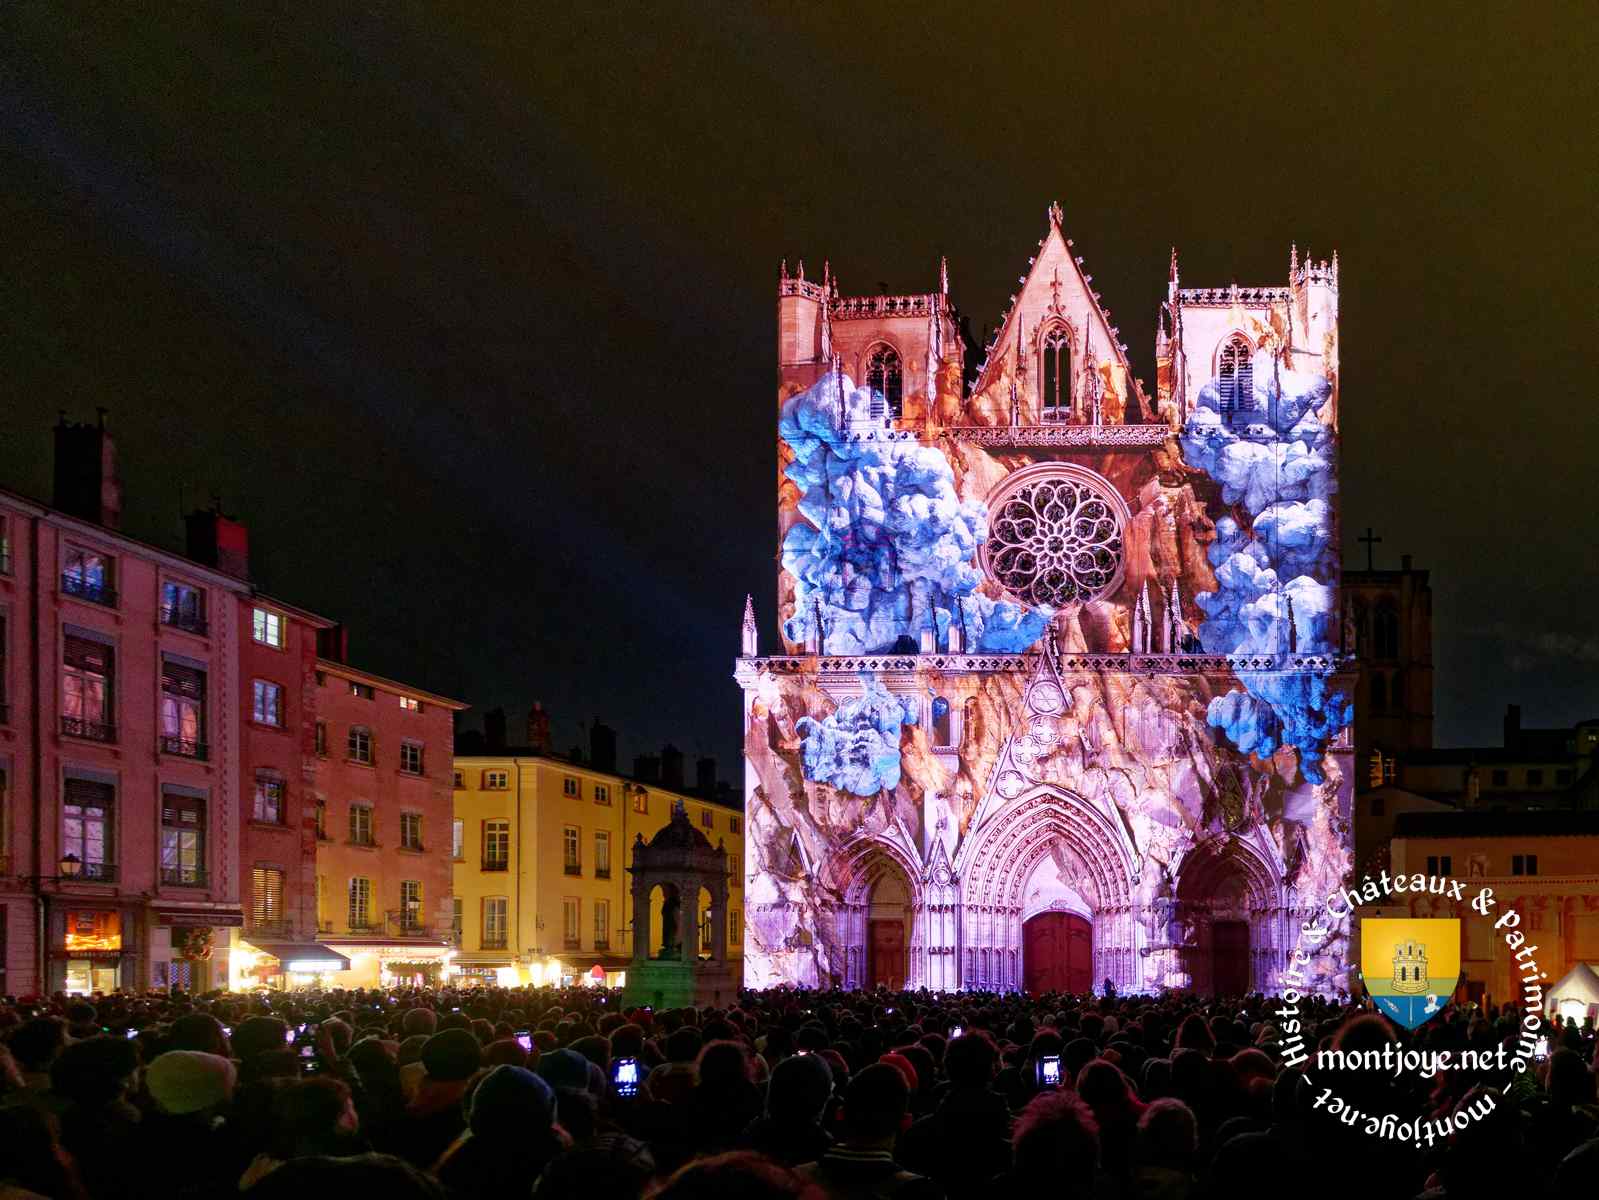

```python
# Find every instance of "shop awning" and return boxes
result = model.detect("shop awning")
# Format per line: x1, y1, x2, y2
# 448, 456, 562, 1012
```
246, 943, 351, 973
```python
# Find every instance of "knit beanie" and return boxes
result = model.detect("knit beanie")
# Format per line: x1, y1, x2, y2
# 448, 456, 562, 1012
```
537, 1047, 592, 1093
421, 1028, 482, 1082
146, 1050, 237, 1115
468, 1064, 554, 1138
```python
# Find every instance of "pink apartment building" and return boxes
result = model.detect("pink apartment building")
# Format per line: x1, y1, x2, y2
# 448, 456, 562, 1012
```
1, 419, 249, 994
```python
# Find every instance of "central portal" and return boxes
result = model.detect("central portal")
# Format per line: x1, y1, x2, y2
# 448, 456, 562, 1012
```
1023, 911, 1092, 994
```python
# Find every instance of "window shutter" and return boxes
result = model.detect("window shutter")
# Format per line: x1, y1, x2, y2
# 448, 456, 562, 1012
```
161, 661, 205, 699
64, 778, 114, 810
251, 868, 282, 925
64, 636, 111, 674
161, 792, 205, 827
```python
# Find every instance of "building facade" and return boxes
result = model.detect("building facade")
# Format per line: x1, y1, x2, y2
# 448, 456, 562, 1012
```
452, 736, 745, 988
1345, 555, 1434, 789
737, 208, 1356, 995
1, 422, 250, 995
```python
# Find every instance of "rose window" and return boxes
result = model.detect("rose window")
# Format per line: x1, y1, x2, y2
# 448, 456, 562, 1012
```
982, 465, 1127, 609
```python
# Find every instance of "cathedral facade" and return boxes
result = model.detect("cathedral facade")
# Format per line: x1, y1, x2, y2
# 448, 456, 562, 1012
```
735, 206, 1355, 995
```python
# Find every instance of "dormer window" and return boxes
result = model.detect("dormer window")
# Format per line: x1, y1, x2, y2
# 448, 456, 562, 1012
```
1040, 326, 1072, 423
864, 345, 903, 420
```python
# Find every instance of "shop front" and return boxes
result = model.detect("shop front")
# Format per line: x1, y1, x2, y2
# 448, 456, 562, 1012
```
51, 906, 137, 994
451, 955, 519, 988
152, 905, 245, 993
229, 935, 352, 991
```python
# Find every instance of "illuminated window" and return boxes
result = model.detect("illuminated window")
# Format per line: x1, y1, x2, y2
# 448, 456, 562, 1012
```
158, 794, 204, 887
400, 880, 422, 930
63, 547, 115, 606
160, 659, 206, 757
700, 912, 713, 952
62, 636, 114, 740
252, 867, 285, 929
161, 582, 205, 633
483, 769, 509, 789
864, 344, 903, 419
482, 897, 507, 948
251, 608, 283, 647
347, 877, 373, 929
347, 726, 372, 764
562, 897, 580, 947
349, 681, 374, 700
1040, 325, 1072, 422
399, 741, 424, 775
63, 778, 114, 880
399, 696, 421, 713
451, 897, 463, 942
1217, 336, 1253, 422
633, 790, 648, 815
563, 825, 580, 875
349, 804, 373, 845
452, 818, 464, 859
252, 773, 285, 824
595, 831, 611, 879
594, 899, 610, 948
400, 811, 423, 851
252, 680, 283, 727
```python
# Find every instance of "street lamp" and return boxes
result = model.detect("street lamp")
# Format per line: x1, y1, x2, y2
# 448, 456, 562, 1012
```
24, 853, 83, 884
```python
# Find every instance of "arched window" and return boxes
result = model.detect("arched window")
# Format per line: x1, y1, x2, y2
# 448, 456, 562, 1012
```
1217, 336, 1253, 423
931, 696, 952, 747
1040, 325, 1072, 422
1370, 672, 1387, 712
1374, 605, 1399, 659
865, 345, 903, 420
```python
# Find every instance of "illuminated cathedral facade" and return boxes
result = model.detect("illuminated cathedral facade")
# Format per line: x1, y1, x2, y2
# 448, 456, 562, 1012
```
735, 204, 1355, 995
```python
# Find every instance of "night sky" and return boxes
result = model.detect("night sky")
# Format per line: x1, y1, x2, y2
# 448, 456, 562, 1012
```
3, 6, 1595, 774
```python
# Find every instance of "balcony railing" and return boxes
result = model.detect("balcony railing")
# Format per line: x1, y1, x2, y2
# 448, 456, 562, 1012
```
161, 865, 208, 887
161, 610, 209, 636
76, 860, 117, 883
480, 938, 508, 950
159, 734, 209, 760
563, 863, 582, 876
61, 715, 117, 743
481, 858, 509, 872
62, 573, 117, 607
562, 937, 581, 950
593, 939, 610, 951
595, 868, 612, 880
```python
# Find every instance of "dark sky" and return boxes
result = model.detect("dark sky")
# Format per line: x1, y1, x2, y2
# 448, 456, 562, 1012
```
3, 5, 1596, 771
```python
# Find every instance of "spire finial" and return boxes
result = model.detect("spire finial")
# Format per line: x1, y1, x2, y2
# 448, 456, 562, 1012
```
1290, 242, 1299, 280
780, 258, 788, 282
939, 255, 949, 295
822, 259, 831, 287
796, 259, 805, 282
1169, 246, 1179, 286
1048, 200, 1064, 228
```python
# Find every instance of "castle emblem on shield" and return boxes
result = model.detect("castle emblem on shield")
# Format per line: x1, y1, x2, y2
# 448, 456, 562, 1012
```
1362, 918, 1461, 1029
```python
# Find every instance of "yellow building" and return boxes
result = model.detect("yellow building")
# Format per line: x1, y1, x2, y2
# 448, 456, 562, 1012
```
450, 748, 746, 988
1390, 809, 1599, 1009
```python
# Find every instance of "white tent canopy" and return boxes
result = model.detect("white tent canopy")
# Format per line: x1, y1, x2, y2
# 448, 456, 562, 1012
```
1545, 962, 1599, 1021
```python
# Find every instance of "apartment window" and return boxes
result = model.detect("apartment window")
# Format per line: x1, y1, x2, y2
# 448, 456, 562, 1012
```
314, 798, 328, 840
62, 547, 116, 606
452, 769, 465, 789
400, 811, 423, 851
349, 804, 374, 846
700, 912, 713, 953
159, 658, 207, 758
451, 897, 463, 942
399, 880, 422, 930
562, 897, 580, 947
252, 607, 284, 647
594, 784, 610, 805
632, 790, 648, 815
316, 875, 328, 931
594, 899, 610, 948
251, 867, 285, 929
452, 818, 465, 860
563, 825, 581, 875
62, 635, 114, 742
160, 792, 206, 887
483, 769, 509, 789
729, 817, 741, 834
399, 741, 424, 775
315, 722, 328, 757
1491, 769, 1509, 787
1556, 768, 1574, 786
595, 831, 611, 879
701, 808, 714, 830
1426, 855, 1453, 877
348, 877, 373, 929
160, 582, 206, 634
483, 820, 510, 870
1512, 854, 1539, 876
730, 855, 740, 888
252, 680, 283, 727
63, 778, 115, 881
349, 681, 374, 700
730, 909, 741, 945
1382, 756, 1396, 784
399, 696, 421, 713
1526, 768, 1545, 786
563, 777, 578, 798
252, 772, 286, 825
347, 726, 372, 764
483, 897, 508, 949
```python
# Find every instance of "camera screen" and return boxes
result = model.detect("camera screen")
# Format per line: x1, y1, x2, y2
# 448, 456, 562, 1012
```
1038, 1055, 1062, 1087
1535, 1036, 1550, 1059
613, 1057, 641, 1097
950, 1025, 964, 1039
516, 1032, 533, 1052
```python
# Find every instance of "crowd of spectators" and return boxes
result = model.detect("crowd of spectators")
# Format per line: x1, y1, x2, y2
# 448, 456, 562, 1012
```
1, 984, 1596, 1200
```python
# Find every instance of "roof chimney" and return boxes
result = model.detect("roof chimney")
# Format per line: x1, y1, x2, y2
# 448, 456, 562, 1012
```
590, 719, 617, 773
526, 702, 551, 752
184, 506, 250, 578
695, 756, 717, 797
53, 411, 122, 528
661, 744, 685, 790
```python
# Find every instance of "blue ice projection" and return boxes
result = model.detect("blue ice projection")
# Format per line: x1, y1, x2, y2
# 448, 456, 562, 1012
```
1181, 355, 1351, 782
779, 374, 1048, 657
795, 675, 920, 796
